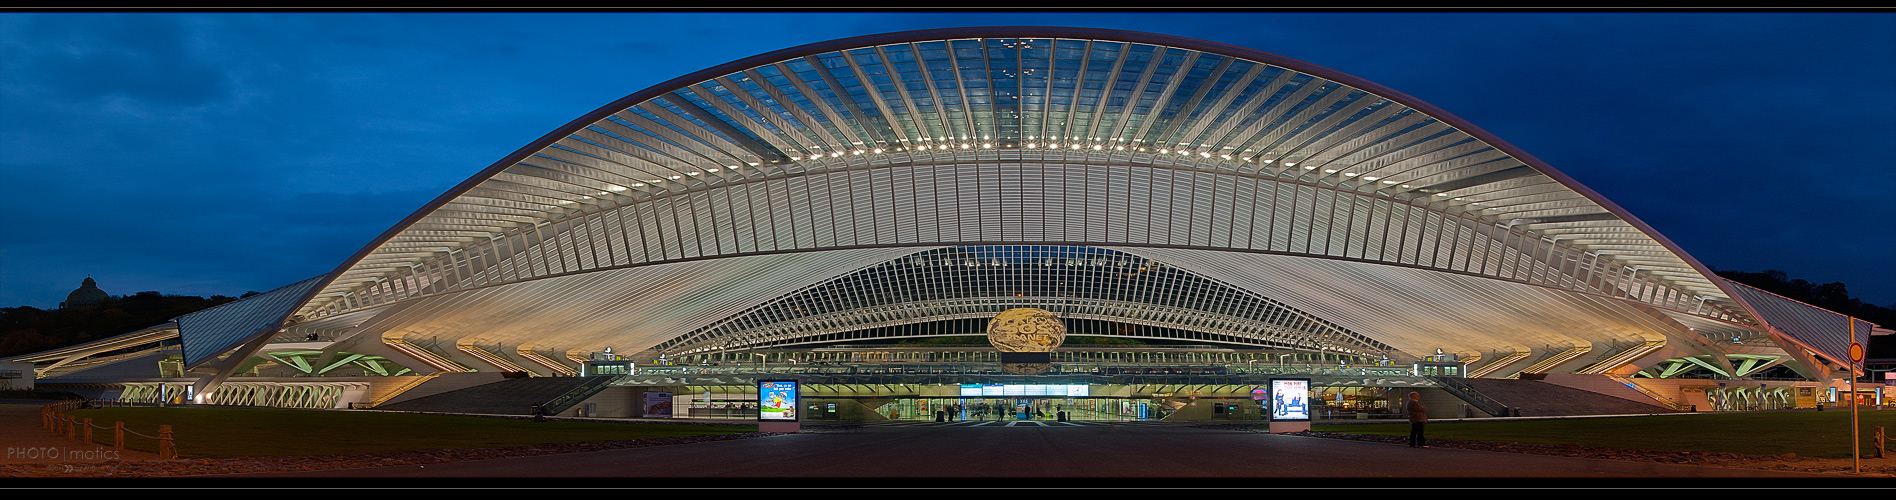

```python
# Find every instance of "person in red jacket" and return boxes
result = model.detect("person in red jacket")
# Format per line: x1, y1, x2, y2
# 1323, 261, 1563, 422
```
1406, 392, 1429, 448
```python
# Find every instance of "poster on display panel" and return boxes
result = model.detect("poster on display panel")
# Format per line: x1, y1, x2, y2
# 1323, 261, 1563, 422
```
759, 380, 799, 421
643, 392, 673, 418
1269, 378, 1311, 422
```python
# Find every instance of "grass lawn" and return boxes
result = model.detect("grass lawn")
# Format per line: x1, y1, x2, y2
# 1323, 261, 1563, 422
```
1313, 410, 1896, 458
64, 407, 755, 459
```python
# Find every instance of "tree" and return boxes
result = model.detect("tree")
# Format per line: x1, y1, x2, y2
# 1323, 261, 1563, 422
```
1714, 268, 1895, 329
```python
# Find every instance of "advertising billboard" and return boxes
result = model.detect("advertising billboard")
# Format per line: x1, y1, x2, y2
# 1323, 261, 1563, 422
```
643, 392, 673, 418
1269, 378, 1311, 422
759, 380, 800, 422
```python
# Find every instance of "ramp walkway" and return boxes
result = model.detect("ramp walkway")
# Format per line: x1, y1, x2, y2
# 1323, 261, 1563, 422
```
1455, 378, 1679, 416
372, 377, 592, 415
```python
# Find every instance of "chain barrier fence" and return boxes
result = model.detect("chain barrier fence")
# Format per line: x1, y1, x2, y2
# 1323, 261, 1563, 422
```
38, 399, 177, 459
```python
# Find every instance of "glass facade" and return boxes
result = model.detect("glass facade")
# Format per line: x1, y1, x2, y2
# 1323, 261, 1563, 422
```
661, 246, 1389, 357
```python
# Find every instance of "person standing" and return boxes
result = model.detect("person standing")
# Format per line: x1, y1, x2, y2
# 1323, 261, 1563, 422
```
1406, 392, 1429, 448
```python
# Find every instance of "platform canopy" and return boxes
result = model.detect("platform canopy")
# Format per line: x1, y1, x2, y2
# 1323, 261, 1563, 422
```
174, 27, 1807, 374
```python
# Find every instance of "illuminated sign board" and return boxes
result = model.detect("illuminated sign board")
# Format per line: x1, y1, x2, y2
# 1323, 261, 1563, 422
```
960, 384, 1088, 397
1269, 378, 1311, 422
759, 380, 799, 422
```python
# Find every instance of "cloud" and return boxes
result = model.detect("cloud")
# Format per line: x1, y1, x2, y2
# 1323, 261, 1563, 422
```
7, 14, 232, 106
1, 11, 1891, 310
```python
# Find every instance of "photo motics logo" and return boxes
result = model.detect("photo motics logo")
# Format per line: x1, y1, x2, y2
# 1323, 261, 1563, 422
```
7, 446, 122, 461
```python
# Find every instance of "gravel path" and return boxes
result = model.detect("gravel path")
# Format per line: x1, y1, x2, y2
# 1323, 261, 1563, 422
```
1289, 429, 1896, 476
6, 422, 1889, 478
0, 432, 779, 478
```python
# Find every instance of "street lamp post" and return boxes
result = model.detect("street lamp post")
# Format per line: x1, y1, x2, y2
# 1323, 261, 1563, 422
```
1279, 354, 1290, 368
753, 353, 767, 370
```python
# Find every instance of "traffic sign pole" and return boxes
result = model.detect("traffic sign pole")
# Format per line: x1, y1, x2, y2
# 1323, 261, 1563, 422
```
1849, 319, 1861, 475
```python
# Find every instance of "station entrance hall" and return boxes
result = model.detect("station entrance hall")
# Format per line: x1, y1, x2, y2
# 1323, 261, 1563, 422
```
571, 341, 1439, 423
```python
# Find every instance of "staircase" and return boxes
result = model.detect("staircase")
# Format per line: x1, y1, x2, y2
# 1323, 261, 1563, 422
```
538, 375, 628, 416
373, 377, 595, 415
1452, 377, 1683, 417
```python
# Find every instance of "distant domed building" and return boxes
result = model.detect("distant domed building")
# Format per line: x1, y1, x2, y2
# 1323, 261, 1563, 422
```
61, 276, 110, 308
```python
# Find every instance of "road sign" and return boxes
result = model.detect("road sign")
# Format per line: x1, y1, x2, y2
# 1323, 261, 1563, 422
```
1849, 342, 1864, 364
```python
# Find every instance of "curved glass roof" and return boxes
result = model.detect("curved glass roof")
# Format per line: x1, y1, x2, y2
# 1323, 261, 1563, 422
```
193, 27, 1796, 372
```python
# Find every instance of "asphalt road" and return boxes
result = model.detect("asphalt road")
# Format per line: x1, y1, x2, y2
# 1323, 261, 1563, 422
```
216, 421, 1857, 482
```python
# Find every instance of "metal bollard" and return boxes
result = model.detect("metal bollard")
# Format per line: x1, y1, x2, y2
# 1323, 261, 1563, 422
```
83, 418, 93, 444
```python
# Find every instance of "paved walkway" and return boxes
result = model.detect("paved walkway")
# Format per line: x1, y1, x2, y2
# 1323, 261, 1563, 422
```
218, 421, 1857, 480
0, 401, 164, 465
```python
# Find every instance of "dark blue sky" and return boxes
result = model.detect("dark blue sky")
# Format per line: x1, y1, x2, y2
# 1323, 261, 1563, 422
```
3, 12, 1891, 311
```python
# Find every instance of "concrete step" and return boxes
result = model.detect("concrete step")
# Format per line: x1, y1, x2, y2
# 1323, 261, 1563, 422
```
1457, 378, 1678, 417
375, 376, 594, 415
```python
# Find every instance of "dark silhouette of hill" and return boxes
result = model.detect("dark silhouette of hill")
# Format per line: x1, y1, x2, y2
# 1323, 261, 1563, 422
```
0, 290, 255, 357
